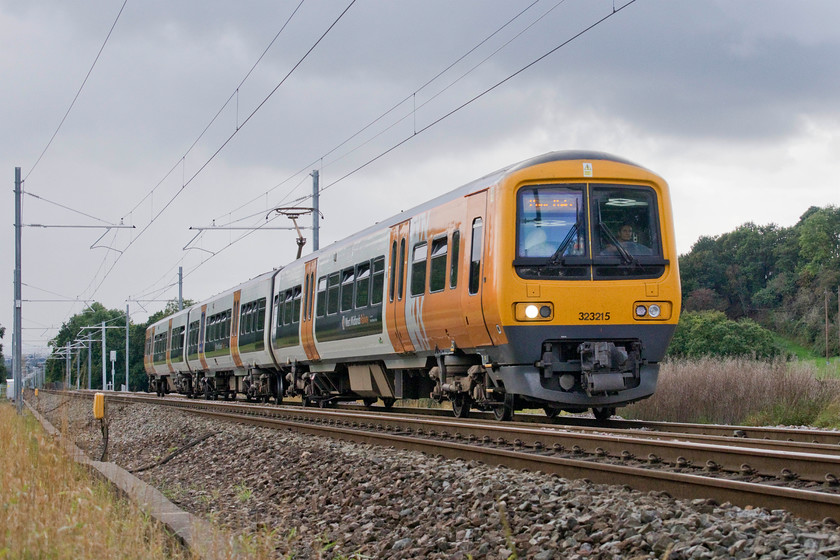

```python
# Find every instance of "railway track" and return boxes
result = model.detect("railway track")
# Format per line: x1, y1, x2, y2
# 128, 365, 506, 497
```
53, 390, 840, 522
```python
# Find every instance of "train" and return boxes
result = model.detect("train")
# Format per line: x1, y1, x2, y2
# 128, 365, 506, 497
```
144, 150, 681, 421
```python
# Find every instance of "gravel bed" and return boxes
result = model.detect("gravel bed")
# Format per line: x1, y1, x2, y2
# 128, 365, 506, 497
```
34, 394, 840, 559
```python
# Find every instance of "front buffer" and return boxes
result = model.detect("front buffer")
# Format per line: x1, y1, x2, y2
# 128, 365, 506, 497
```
487, 323, 675, 419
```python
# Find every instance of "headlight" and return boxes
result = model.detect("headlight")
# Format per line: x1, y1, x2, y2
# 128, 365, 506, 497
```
515, 302, 554, 321
632, 301, 672, 321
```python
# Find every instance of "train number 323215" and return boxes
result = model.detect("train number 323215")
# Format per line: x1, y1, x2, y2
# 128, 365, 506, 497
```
578, 312, 610, 321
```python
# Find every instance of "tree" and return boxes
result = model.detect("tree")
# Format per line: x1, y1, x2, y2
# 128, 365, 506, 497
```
677, 205, 839, 356
667, 311, 782, 360
798, 206, 840, 276
47, 303, 129, 389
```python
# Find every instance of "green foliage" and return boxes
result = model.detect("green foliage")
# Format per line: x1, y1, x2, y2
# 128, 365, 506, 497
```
45, 299, 193, 391
667, 311, 782, 359
678, 205, 840, 357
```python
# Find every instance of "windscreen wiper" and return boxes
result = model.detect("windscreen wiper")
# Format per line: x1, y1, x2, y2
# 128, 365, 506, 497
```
548, 221, 580, 265
599, 221, 638, 266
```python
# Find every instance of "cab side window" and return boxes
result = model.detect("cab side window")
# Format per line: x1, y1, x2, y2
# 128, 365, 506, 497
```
469, 218, 483, 295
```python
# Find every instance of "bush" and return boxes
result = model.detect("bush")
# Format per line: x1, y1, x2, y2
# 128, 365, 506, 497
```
667, 311, 783, 359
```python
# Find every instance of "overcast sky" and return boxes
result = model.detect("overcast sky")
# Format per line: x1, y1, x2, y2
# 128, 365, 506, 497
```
2, 0, 839, 355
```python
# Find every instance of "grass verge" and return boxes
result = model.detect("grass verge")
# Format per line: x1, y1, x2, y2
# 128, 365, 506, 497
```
0, 402, 192, 559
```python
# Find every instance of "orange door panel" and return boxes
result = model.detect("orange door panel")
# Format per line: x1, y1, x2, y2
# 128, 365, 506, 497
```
301, 259, 321, 361
461, 190, 494, 349
198, 305, 209, 370
231, 290, 243, 368
386, 220, 415, 353
166, 318, 175, 373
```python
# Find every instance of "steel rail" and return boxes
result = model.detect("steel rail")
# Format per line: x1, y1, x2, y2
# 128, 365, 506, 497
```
188, 407, 840, 523
37, 390, 840, 521
69, 389, 840, 445
59, 390, 840, 482
110, 394, 840, 485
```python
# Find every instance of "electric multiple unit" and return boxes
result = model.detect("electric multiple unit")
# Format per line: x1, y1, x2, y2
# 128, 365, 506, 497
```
145, 151, 681, 420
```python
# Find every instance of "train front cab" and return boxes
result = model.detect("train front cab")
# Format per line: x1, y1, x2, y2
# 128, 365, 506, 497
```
487, 156, 681, 420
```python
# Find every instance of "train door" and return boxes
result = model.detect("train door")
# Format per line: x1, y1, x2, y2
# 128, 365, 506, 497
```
198, 305, 209, 370
301, 259, 321, 360
231, 290, 243, 368
166, 318, 175, 374
461, 190, 494, 349
386, 220, 416, 353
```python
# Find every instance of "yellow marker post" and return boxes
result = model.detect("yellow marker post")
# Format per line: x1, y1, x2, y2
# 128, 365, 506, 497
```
93, 392, 105, 419
93, 392, 109, 461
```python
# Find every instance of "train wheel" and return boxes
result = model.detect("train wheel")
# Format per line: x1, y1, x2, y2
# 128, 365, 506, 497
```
493, 393, 515, 422
451, 394, 471, 419
274, 376, 284, 405
543, 407, 561, 419
382, 397, 396, 409
592, 407, 615, 421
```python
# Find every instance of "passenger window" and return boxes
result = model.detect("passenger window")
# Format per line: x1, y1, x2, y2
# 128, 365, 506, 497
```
303, 274, 312, 321
341, 268, 355, 312
257, 298, 266, 332
429, 236, 447, 293
355, 261, 371, 308
292, 287, 301, 323
275, 294, 282, 327
450, 230, 460, 289
398, 239, 406, 301
283, 290, 293, 325
410, 242, 428, 296
316, 276, 326, 317
469, 218, 483, 295
371, 257, 385, 305
389, 242, 397, 303
327, 273, 340, 315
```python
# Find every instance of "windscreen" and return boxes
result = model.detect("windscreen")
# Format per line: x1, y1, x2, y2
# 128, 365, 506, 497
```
516, 185, 585, 259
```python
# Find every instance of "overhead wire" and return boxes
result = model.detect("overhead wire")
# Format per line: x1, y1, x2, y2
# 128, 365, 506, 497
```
122, 0, 308, 219
24, 0, 129, 182
296, 0, 571, 188
83, 0, 357, 304
91, 0, 542, 306
24, 191, 116, 225
206, 0, 542, 228
318, 0, 638, 197
52, 0, 637, 327
52, 0, 309, 319
136, 0, 638, 304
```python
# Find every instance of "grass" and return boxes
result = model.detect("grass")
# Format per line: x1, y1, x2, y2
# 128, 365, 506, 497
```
773, 334, 840, 379
4, 396, 370, 559
624, 357, 840, 427
0, 401, 192, 559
